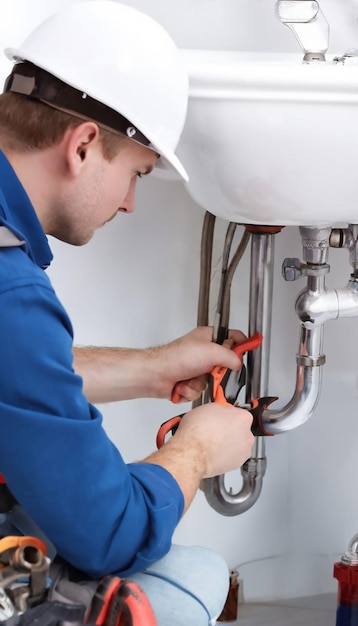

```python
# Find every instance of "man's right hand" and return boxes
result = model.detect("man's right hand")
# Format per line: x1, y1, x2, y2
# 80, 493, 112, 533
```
176, 403, 254, 478
143, 403, 254, 512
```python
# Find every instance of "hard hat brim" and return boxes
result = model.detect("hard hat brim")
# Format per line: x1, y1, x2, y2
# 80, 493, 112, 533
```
153, 150, 189, 183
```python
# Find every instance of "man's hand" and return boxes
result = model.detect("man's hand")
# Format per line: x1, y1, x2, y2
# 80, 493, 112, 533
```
154, 326, 247, 402
144, 402, 255, 512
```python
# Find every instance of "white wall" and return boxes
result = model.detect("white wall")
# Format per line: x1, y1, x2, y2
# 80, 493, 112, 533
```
1, 0, 358, 603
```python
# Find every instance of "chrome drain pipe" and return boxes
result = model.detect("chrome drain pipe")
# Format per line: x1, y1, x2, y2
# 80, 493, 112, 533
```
203, 224, 358, 515
262, 225, 358, 434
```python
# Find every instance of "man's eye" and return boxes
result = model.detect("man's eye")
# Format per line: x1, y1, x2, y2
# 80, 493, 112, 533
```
136, 172, 143, 179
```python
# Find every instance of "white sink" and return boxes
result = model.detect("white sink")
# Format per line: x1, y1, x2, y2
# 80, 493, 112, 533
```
177, 50, 358, 226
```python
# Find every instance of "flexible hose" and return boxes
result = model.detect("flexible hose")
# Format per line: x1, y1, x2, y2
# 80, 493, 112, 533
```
218, 227, 251, 333
195, 214, 251, 407
197, 211, 216, 327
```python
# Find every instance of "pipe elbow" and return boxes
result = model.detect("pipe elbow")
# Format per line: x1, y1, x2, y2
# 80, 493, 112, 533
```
262, 323, 325, 434
203, 458, 266, 516
262, 368, 322, 434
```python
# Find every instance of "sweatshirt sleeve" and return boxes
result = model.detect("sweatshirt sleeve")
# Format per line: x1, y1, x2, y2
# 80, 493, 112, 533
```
0, 270, 184, 578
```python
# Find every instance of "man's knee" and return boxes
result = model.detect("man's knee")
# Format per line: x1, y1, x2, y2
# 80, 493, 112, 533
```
130, 544, 230, 625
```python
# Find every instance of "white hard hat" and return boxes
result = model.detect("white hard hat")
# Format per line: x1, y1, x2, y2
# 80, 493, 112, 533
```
4, 1, 189, 181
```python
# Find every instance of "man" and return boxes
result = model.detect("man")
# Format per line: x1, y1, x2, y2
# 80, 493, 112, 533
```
0, 2, 254, 624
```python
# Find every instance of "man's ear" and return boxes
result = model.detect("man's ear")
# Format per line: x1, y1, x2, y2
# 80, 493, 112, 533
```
65, 121, 101, 177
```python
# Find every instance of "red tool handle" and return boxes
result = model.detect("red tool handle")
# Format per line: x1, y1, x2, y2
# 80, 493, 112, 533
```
86, 575, 157, 626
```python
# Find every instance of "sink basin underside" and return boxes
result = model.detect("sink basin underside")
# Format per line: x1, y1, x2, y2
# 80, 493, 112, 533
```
177, 51, 358, 226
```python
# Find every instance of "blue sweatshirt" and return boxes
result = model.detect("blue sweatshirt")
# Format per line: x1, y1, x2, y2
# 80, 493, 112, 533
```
0, 151, 184, 578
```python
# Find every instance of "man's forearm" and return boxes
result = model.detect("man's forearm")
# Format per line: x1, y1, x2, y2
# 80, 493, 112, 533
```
142, 436, 208, 514
73, 327, 246, 405
73, 345, 161, 404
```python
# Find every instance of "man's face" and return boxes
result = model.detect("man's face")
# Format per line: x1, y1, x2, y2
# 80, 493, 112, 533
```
53, 137, 159, 246
98, 139, 158, 222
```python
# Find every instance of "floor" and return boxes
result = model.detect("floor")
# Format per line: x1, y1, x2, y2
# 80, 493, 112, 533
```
220, 593, 337, 625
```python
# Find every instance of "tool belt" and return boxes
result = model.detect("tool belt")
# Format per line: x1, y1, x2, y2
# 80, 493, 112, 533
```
0, 535, 157, 626
0, 483, 157, 626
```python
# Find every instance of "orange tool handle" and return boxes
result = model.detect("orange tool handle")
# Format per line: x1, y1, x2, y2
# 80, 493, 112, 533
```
171, 387, 181, 404
156, 415, 182, 449
0, 535, 47, 557
232, 332, 263, 358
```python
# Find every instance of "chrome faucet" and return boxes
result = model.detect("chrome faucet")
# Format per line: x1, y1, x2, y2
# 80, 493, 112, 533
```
275, 0, 330, 62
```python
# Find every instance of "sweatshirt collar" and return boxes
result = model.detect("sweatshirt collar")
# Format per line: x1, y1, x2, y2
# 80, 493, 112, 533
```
0, 150, 53, 268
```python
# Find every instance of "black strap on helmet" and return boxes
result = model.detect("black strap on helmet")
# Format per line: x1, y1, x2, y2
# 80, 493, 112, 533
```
4, 62, 152, 148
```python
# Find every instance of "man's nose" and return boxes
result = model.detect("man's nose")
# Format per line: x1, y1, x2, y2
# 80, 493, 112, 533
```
118, 180, 136, 214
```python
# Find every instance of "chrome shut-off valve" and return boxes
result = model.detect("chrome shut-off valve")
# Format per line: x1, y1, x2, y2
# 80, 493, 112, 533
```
275, 0, 330, 62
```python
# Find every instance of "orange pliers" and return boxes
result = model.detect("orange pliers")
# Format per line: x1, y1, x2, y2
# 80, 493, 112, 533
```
156, 333, 278, 448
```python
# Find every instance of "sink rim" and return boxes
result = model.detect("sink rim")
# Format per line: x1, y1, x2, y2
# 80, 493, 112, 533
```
180, 49, 358, 100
